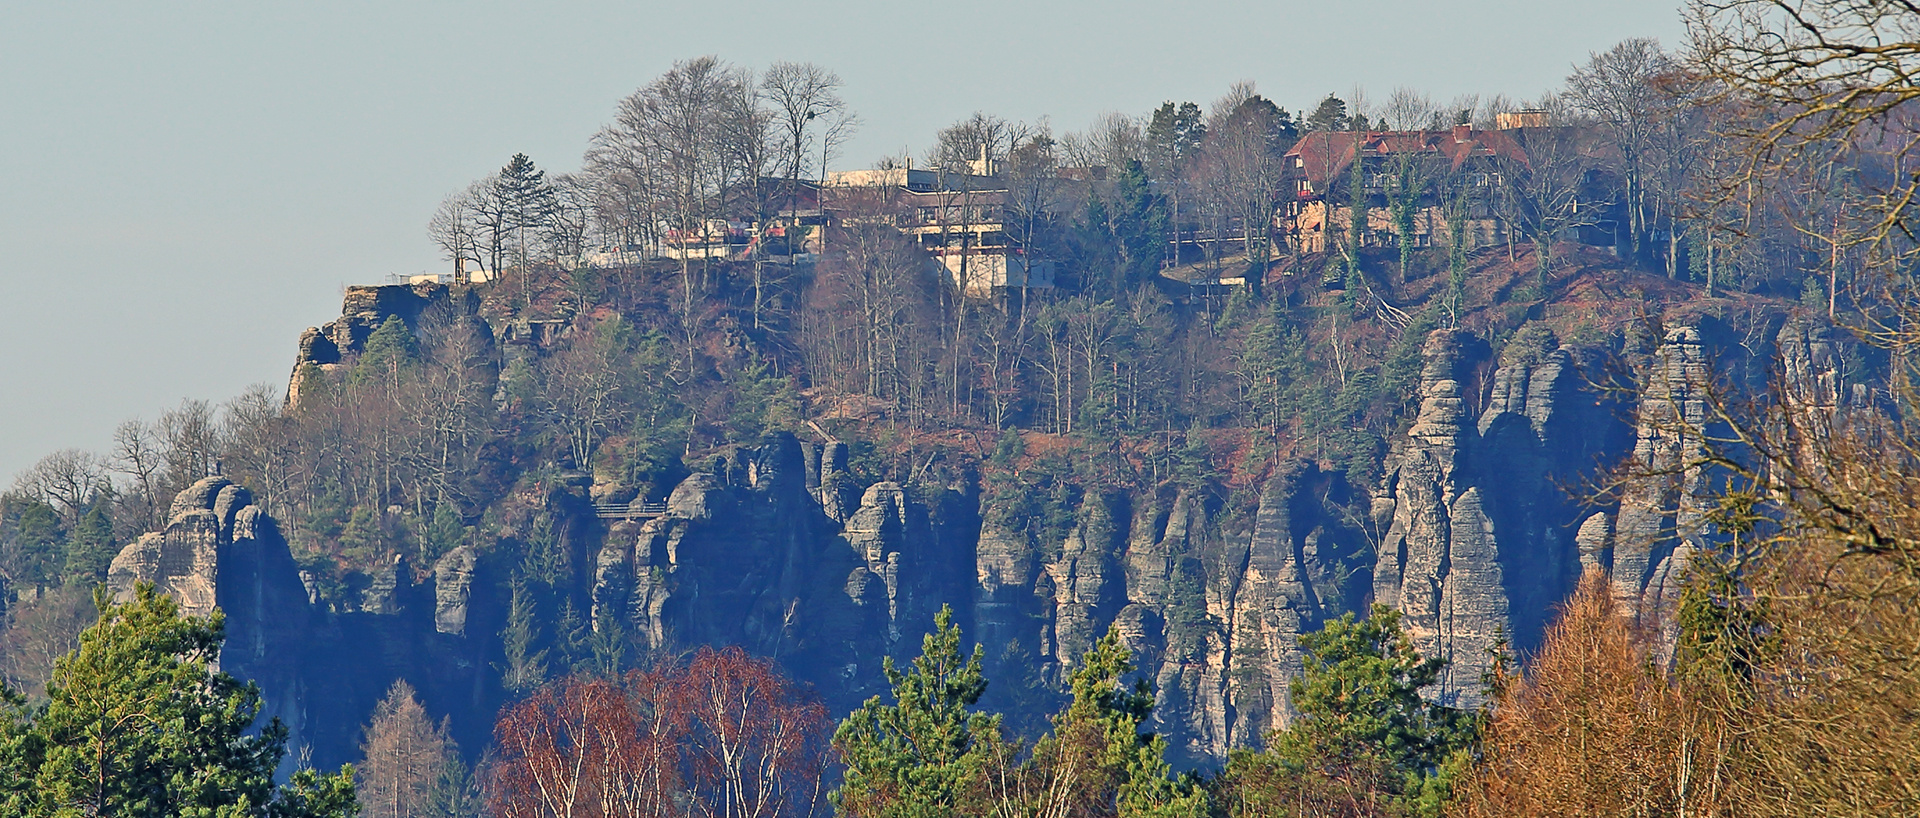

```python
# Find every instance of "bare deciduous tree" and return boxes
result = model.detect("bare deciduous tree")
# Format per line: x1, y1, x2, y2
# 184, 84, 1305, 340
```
0, 585, 98, 701
582, 126, 663, 259
487, 653, 826, 818
1380, 86, 1440, 131
110, 420, 165, 530
542, 173, 597, 267
804, 219, 940, 412
217, 383, 298, 522
671, 646, 830, 818
1061, 112, 1147, 171
1491, 123, 1608, 287
359, 680, 463, 818
156, 398, 221, 492
761, 61, 854, 329
608, 56, 743, 333
1565, 38, 1678, 260
14, 449, 105, 527
539, 320, 629, 470
1199, 84, 1294, 273
428, 183, 484, 280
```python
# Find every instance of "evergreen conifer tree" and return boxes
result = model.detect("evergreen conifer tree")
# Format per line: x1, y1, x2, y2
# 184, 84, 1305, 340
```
421, 504, 463, 567
497, 579, 547, 694
1107, 160, 1168, 292
1027, 631, 1207, 818
1305, 95, 1352, 132
62, 503, 116, 584
831, 605, 997, 818
352, 316, 419, 387
1219, 606, 1474, 817
6, 584, 356, 817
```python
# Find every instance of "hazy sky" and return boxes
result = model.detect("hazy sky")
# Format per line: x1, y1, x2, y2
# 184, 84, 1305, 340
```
0, 0, 1684, 482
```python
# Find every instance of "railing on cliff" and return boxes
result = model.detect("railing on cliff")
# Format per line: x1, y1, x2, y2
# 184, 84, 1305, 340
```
593, 501, 668, 520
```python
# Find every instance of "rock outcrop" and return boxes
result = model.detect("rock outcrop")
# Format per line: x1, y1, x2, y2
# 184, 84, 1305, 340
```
135, 291, 1864, 767
1372, 331, 1507, 705
1589, 319, 1861, 643
1606, 326, 1713, 641
1369, 328, 1629, 706
111, 386, 1615, 766
287, 282, 491, 405
110, 476, 312, 673
108, 478, 502, 773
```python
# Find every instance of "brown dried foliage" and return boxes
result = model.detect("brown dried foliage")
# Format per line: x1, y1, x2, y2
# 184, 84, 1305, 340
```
1451, 573, 1712, 817
1458, 394, 1920, 814
485, 646, 829, 818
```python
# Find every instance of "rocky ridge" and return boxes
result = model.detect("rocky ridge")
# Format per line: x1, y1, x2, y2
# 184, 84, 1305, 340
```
123, 284, 1856, 767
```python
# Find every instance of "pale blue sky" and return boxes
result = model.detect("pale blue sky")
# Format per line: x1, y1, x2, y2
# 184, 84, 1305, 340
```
0, 0, 1684, 481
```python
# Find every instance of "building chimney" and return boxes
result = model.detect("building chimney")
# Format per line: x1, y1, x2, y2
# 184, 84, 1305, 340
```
971, 143, 993, 177
1452, 124, 1471, 143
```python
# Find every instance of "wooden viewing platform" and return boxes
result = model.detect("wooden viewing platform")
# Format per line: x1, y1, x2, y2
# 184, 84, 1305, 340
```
593, 501, 668, 520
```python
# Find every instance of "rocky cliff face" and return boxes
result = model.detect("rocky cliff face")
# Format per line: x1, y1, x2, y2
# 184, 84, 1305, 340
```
129, 283, 1861, 765
288, 282, 488, 405
109, 476, 504, 772
1368, 329, 1631, 707
593, 436, 978, 709
109, 476, 312, 736
583, 441, 1376, 762
1587, 318, 1869, 642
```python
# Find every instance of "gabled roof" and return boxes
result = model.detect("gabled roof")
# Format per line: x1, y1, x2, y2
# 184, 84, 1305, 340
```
1284, 126, 1536, 186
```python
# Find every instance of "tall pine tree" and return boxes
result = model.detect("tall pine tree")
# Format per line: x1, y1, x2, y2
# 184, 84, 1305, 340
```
832, 605, 998, 818
3, 584, 357, 817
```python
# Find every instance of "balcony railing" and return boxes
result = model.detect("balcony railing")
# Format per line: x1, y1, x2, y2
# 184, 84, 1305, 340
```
593, 501, 668, 520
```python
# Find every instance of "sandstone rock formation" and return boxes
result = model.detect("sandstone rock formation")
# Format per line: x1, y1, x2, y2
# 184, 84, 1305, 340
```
1583, 319, 1862, 646
1609, 326, 1713, 640
287, 282, 490, 405
138, 287, 1857, 767
1368, 328, 1631, 706
108, 478, 501, 772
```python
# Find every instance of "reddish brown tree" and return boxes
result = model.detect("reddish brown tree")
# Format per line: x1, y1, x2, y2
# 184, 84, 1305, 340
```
486, 671, 681, 818
1451, 571, 1713, 817
671, 647, 832, 818
485, 650, 828, 818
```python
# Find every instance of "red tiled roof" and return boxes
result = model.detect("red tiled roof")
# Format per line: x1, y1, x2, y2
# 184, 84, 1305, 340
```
1284, 127, 1537, 186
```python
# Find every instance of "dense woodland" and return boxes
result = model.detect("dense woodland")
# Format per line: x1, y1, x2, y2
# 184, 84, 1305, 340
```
5, 0, 1920, 813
